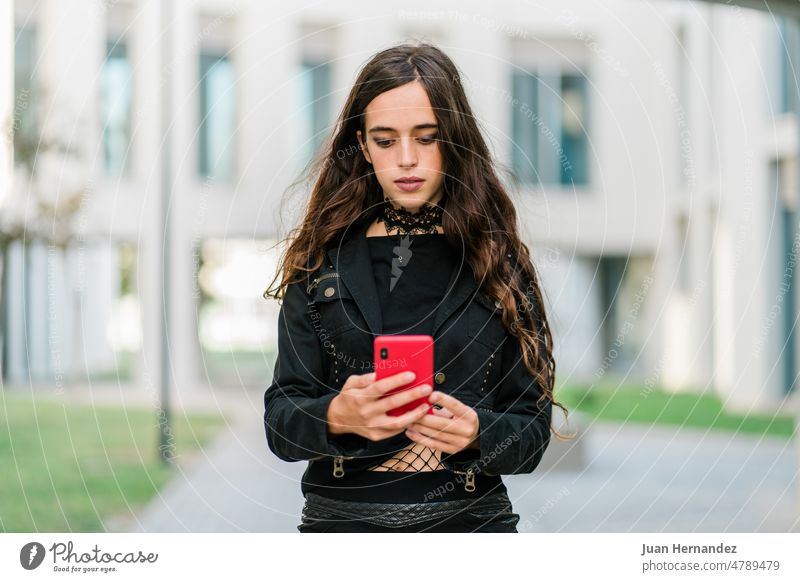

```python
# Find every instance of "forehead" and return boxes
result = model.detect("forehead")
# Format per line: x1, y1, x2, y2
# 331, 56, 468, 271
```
364, 80, 437, 131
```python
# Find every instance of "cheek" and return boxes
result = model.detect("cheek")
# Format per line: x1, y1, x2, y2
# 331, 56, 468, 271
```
368, 156, 393, 187
369, 150, 391, 174
423, 147, 444, 173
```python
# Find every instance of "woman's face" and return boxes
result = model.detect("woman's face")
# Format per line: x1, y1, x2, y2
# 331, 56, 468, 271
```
356, 80, 445, 213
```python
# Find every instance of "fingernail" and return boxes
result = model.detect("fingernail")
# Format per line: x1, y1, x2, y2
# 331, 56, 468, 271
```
405, 372, 415, 381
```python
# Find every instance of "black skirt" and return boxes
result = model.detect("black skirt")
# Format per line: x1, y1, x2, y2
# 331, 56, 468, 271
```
297, 491, 520, 533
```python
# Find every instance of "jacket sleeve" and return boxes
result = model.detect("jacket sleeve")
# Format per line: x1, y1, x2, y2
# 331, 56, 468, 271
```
263, 279, 370, 462
441, 315, 553, 477
473, 332, 552, 476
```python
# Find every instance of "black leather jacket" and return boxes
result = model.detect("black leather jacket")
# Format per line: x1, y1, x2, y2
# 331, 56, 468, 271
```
263, 221, 553, 492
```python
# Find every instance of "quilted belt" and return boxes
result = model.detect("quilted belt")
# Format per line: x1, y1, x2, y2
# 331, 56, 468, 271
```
300, 491, 516, 529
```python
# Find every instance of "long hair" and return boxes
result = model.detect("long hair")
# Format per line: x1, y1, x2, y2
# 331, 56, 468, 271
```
264, 42, 572, 440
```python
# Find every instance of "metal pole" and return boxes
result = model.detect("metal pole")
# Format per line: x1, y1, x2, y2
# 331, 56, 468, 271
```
793, 14, 800, 514
0, 0, 12, 381
159, 0, 173, 465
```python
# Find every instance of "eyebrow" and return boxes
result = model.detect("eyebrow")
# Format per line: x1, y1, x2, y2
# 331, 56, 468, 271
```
367, 123, 439, 134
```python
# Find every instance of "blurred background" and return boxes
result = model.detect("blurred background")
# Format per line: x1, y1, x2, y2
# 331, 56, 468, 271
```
1, 0, 799, 533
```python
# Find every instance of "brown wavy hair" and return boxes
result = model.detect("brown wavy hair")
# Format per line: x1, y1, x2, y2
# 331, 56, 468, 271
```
264, 42, 572, 441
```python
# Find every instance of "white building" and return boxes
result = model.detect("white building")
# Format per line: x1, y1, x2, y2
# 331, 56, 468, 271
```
1, 0, 798, 415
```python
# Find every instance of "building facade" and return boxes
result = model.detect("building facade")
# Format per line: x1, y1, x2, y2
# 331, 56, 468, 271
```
1, 0, 798, 414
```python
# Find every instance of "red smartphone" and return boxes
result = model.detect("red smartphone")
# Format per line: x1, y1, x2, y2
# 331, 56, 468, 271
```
374, 335, 434, 417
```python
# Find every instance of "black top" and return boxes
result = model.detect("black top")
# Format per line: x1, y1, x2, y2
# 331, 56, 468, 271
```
368, 232, 457, 336
304, 232, 507, 503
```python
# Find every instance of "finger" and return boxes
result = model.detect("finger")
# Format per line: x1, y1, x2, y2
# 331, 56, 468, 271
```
428, 391, 473, 417
342, 371, 376, 392
431, 405, 454, 419
369, 383, 432, 416
407, 423, 460, 445
372, 402, 430, 431
357, 372, 377, 387
409, 413, 471, 438
405, 427, 459, 454
366, 370, 417, 396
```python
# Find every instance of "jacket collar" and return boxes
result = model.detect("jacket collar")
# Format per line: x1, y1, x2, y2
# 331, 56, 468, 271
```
326, 221, 480, 338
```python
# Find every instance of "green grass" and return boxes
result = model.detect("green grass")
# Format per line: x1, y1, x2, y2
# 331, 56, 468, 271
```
555, 383, 796, 438
0, 391, 226, 532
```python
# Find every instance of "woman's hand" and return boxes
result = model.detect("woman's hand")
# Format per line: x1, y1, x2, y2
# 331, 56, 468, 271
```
327, 371, 433, 442
405, 391, 480, 454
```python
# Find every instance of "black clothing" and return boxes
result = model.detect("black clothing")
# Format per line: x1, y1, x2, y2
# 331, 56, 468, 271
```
367, 233, 453, 336
302, 233, 508, 506
301, 466, 507, 503
263, 219, 553, 532
297, 491, 520, 532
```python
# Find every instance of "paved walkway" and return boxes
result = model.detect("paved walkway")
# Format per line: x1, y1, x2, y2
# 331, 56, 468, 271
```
511, 421, 800, 532
115, 387, 800, 533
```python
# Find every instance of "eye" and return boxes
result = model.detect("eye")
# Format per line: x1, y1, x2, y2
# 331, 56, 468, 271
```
417, 134, 437, 145
375, 139, 394, 148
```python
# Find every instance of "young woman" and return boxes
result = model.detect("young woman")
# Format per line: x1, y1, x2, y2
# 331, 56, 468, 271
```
263, 42, 570, 533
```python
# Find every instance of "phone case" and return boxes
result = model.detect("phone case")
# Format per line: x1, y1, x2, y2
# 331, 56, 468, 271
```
373, 335, 434, 416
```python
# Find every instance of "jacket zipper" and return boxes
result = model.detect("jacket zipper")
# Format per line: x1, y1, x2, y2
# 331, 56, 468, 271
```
332, 454, 354, 478
307, 272, 341, 293
450, 466, 476, 492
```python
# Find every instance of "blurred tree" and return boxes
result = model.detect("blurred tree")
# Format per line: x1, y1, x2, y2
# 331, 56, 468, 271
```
0, 83, 90, 383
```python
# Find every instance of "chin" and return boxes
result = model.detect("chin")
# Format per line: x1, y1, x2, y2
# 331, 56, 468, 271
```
387, 192, 434, 211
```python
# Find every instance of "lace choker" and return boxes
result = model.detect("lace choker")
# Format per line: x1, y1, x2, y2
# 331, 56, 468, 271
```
376, 196, 444, 237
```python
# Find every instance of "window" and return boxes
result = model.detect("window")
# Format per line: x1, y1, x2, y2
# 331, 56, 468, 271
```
101, 39, 132, 176
198, 52, 236, 183
297, 59, 332, 167
597, 255, 629, 371
560, 73, 589, 185
774, 158, 798, 394
13, 26, 36, 151
294, 25, 337, 171
511, 67, 590, 188
776, 17, 799, 115
511, 70, 538, 185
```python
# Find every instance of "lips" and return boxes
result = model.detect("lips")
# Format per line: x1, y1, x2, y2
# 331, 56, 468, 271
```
395, 177, 424, 184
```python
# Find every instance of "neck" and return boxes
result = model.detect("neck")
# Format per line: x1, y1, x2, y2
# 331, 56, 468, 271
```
385, 197, 440, 214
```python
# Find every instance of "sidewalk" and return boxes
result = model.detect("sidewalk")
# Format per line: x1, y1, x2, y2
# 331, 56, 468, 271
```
113, 400, 306, 533
511, 421, 800, 532
116, 389, 799, 533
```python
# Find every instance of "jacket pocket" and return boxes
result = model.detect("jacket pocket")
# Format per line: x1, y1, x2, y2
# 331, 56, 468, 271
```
307, 273, 360, 338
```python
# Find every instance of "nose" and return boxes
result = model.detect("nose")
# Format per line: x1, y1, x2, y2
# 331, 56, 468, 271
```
398, 136, 418, 167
